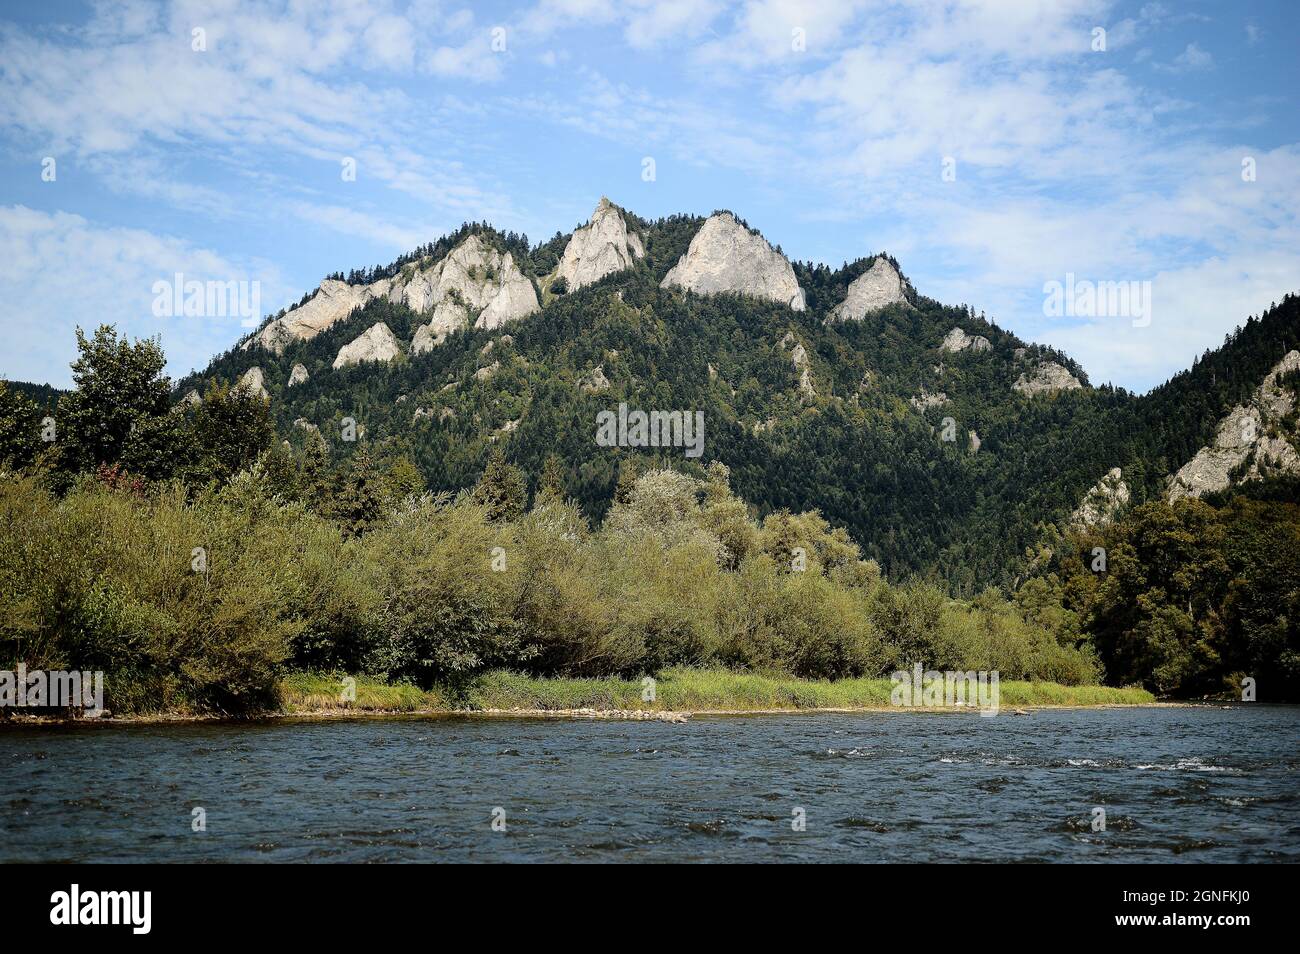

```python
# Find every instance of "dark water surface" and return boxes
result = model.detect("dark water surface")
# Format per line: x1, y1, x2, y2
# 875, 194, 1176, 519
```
3, 706, 1297, 862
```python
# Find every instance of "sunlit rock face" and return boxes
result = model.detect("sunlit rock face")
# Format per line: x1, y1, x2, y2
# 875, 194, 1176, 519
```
247, 234, 539, 358
940, 326, 991, 353
332, 322, 402, 370
661, 212, 805, 311
1169, 350, 1300, 501
401, 234, 540, 351
554, 197, 644, 291
829, 258, 910, 321
779, 332, 816, 402
287, 363, 309, 387
245, 279, 390, 355
1070, 468, 1130, 528
1013, 361, 1082, 396
238, 366, 268, 400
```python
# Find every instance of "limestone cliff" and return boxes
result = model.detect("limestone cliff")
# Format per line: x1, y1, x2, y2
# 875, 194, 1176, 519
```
1013, 361, 1082, 396
1070, 467, 1130, 528
403, 234, 540, 351
332, 322, 402, 370
941, 327, 992, 353
237, 366, 268, 400
1168, 350, 1300, 501
661, 212, 805, 310
245, 279, 389, 355
554, 197, 644, 291
828, 258, 910, 322
247, 234, 539, 358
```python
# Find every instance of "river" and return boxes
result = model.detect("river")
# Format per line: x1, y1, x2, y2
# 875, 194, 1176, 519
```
3, 706, 1296, 862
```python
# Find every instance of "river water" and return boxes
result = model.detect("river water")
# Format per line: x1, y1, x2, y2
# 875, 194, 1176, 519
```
3, 706, 1296, 862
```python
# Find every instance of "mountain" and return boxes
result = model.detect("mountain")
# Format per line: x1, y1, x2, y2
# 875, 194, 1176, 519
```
178, 199, 1300, 592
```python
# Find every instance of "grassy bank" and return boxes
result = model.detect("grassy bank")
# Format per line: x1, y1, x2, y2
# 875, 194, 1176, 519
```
280, 668, 1156, 715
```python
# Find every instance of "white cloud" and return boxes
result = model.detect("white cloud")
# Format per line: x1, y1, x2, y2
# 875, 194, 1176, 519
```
364, 14, 417, 71
287, 202, 439, 251
0, 206, 294, 386
1158, 41, 1214, 73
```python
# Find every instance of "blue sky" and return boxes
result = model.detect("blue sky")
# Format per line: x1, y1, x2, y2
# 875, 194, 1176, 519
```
1, 0, 1297, 391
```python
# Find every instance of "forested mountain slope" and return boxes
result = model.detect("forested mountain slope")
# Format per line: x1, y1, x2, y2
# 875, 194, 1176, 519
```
180, 201, 1300, 592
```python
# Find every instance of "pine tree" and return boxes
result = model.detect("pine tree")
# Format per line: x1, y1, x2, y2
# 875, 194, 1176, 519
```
337, 450, 384, 537
614, 457, 640, 505
472, 448, 527, 521
535, 454, 567, 508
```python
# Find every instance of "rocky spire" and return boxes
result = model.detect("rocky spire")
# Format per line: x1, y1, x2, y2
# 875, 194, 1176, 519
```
661, 212, 805, 311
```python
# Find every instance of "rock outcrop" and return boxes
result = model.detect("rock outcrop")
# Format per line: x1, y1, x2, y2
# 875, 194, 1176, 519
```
405, 234, 540, 352
578, 365, 611, 393
1168, 350, 1300, 501
941, 327, 992, 353
780, 332, 816, 401
332, 322, 402, 370
909, 388, 948, 411
1013, 361, 1082, 396
287, 363, 309, 387
661, 212, 805, 310
181, 388, 202, 406
968, 430, 982, 454
828, 258, 910, 322
1070, 467, 1130, 528
247, 234, 539, 357
238, 366, 268, 400
245, 279, 388, 355
554, 197, 644, 291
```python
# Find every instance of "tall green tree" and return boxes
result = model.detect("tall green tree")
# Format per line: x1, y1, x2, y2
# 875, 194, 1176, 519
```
56, 326, 185, 480
535, 454, 567, 508
0, 380, 41, 470
183, 380, 275, 484
471, 448, 527, 521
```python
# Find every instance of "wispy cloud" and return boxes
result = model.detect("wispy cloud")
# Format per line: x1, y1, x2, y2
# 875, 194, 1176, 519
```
0, 0, 1294, 392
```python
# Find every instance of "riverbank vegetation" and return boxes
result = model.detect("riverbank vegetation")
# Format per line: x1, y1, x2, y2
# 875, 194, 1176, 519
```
279, 670, 1154, 715
0, 326, 1293, 715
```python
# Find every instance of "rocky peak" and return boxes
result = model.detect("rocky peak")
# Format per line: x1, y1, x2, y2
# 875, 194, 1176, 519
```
1168, 350, 1300, 501
287, 363, 309, 387
1013, 361, 1082, 396
403, 233, 540, 352
332, 322, 402, 370
661, 212, 806, 311
554, 197, 645, 291
247, 234, 541, 358
941, 327, 992, 353
828, 257, 910, 322
1070, 467, 1130, 528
